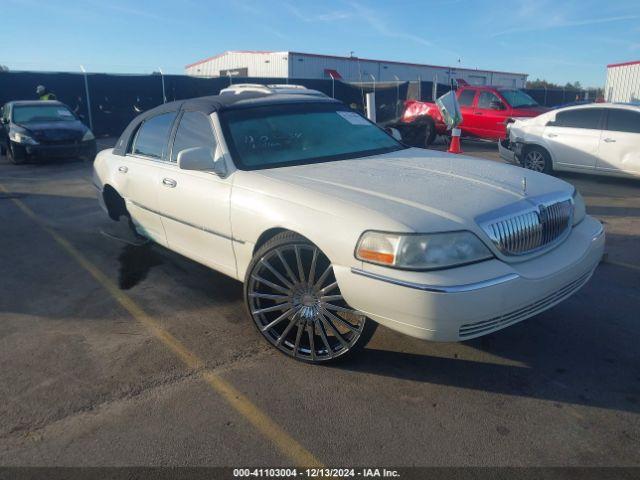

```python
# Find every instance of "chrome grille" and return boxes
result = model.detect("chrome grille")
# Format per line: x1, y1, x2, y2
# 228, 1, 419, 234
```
482, 199, 573, 255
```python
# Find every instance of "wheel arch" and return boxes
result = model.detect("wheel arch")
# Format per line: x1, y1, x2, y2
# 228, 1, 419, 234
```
102, 184, 127, 221
521, 141, 556, 167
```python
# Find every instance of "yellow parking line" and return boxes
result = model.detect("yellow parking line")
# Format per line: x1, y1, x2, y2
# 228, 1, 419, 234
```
0, 182, 322, 468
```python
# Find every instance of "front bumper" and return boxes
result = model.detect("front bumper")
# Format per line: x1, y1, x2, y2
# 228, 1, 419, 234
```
498, 138, 521, 164
20, 140, 96, 160
334, 215, 605, 342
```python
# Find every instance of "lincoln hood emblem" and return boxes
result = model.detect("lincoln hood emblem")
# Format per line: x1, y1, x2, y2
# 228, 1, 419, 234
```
521, 177, 527, 196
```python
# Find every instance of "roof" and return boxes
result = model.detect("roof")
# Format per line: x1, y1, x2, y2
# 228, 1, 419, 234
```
113, 91, 340, 156
185, 50, 528, 77
607, 60, 640, 68
554, 102, 640, 113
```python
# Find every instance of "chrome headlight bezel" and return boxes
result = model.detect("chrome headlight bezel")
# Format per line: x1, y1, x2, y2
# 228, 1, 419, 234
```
355, 230, 494, 271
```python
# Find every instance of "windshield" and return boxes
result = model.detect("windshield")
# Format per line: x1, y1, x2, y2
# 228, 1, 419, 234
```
499, 89, 539, 108
220, 103, 405, 170
12, 105, 76, 123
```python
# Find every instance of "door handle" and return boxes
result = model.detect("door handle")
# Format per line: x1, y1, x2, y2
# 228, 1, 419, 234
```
475, 112, 483, 115
603, 138, 616, 143
118, 166, 128, 173
547, 133, 558, 138
162, 177, 177, 188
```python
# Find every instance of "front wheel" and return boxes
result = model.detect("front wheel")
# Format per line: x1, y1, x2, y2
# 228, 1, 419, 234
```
521, 146, 552, 174
7, 144, 25, 165
245, 232, 377, 363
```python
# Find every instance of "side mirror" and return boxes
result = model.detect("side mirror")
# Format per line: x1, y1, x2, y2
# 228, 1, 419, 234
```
386, 127, 402, 141
490, 100, 506, 110
177, 146, 227, 176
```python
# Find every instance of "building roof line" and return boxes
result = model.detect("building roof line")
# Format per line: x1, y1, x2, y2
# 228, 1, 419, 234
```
185, 50, 528, 77
607, 60, 640, 68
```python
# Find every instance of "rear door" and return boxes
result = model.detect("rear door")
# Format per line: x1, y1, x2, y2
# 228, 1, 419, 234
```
155, 111, 236, 277
543, 108, 604, 170
122, 111, 177, 246
598, 108, 640, 174
473, 90, 509, 139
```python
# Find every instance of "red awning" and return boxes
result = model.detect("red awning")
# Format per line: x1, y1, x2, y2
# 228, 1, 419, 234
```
324, 69, 342, 79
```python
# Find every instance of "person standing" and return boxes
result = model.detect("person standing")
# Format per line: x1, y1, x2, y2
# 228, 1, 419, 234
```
36, 85, 57, 101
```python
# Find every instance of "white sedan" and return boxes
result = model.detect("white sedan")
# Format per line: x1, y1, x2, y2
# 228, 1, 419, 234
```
500, 102, 640, 178
93, 85, 605, 363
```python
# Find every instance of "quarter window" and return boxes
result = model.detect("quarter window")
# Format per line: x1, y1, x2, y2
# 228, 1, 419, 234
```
132, 112, 176, 159
458, 89, 476, 107
549, 109, 603, 129
171, 112, 217, 162
606, 109, 640, 134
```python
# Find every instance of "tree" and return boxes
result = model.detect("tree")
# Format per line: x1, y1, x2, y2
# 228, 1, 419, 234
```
0, 65, 9, 72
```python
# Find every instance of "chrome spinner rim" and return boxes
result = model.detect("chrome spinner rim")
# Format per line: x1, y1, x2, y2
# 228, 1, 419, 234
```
248, 244, 366, 362
524, 150, 546, 172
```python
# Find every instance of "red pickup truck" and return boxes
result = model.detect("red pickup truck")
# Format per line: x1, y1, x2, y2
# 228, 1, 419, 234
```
396, 85, 548, 146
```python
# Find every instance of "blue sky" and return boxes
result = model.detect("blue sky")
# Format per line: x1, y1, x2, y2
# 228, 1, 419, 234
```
3, 0, 639, 87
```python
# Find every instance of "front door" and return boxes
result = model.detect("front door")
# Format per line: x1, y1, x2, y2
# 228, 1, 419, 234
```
598, 108, 640, 174
456, 88, 478, 136
543, 108, 604, 170
156, 111, 236, 277
473, 90, 509, 140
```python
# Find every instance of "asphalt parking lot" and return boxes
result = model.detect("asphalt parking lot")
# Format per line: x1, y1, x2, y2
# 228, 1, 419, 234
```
1, 138, 639, 467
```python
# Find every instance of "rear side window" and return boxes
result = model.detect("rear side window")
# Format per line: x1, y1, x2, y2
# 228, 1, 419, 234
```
458, 89, 476, 107
549, 109, 603, 129
606, 109, 640, 134
132, 112, 176, 159
171, 112, 217, 162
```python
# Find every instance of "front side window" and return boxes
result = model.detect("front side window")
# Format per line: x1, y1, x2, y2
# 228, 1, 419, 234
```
499, 89, 539, 108
12, 105, 76, 123
606, 109, 640, 134
132, 112, 176, 159
477, 92, 503, 110
458, 89, 476, 107
220, 103, 404, 170
171, 111, 217, 162
550, 109, 603, 129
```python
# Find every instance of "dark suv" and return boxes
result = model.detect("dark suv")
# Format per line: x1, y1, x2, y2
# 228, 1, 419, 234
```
1, 100, 96, 164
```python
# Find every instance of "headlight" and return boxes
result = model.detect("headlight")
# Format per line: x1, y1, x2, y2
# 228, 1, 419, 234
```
355, 231, 493, 270
82, 130, 95, 141
572, 189, 586, 225
9, 131, 38, 145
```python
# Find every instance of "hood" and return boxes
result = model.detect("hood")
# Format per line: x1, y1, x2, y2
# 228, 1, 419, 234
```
17, 120, 88, 142
252, 148, 573, 234
509, 105, 549, 117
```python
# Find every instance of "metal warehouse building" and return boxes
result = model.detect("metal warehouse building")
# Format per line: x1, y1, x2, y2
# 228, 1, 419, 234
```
185, 50, 528, 87
605, 60, 640, 102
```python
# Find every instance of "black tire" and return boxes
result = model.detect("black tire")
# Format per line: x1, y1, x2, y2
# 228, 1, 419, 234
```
244, 231, 377, 364
404, 117, 437, 148
521, 145, 552, 174
422, 117, 437, 146
7, 144, 25, 165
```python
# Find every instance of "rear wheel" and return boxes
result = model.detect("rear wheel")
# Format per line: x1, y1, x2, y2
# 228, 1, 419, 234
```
521, 146, 552, 174
245, 232, 377, 363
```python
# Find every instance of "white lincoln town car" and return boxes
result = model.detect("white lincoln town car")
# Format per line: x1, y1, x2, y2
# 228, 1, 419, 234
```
93, 85, 605, 363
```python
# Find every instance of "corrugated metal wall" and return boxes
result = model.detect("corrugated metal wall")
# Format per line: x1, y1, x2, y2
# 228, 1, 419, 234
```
185, 52, 289, 78
605, 63, 640, 102
186, 51, 526, 87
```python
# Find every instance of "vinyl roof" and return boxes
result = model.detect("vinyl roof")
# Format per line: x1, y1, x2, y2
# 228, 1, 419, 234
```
113, 92, 340, 156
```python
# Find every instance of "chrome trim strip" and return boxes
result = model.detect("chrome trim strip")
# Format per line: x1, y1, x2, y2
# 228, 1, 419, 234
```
350, 267, 520, 293
129, 200, 245, 244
